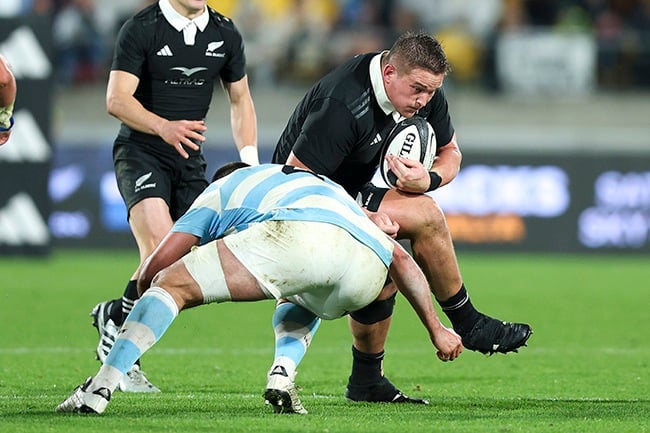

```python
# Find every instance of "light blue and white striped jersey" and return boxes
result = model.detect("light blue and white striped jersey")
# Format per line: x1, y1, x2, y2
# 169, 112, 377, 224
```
171, 164, 393, 266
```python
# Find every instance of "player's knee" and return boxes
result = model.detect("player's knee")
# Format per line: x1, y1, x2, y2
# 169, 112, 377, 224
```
415, 195, 445, 224
400, 195, 447, 237
146, 269, 168, 296
147, 268, 192, 309
350, 292, 397, 325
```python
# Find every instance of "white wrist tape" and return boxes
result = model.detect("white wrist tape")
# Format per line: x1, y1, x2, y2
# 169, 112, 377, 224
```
238, 145, 259, 166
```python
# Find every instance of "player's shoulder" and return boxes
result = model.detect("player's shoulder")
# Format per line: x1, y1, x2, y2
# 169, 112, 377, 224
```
131, 2, 163, 24
207, 7, 239, 32
346, 52, 375, 68
332, 54, 378, 123
315, 53, 374, 107
329, 53, 373, 84
121, 2, 164, 37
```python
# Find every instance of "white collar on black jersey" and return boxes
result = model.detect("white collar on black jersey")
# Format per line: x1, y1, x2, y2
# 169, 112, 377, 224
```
370, 51, 401, 122
159, 0, 209, 33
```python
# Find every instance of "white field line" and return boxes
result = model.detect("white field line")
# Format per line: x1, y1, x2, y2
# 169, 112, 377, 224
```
0, 346, 647, 355
0, 392, 341, 400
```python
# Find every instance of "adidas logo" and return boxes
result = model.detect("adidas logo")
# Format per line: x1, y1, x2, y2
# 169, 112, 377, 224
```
0, 26, 52, 79
0, 193, 50, 246
92, 387, 112, 401
370, 133, 382, 146
156, 45, 173, 56
0, 110, 52, 163
269, 365, 288, 377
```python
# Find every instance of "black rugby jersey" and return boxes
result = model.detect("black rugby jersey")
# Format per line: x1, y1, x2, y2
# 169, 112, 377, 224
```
273, 52, 454, 195
112, 4, 246, 151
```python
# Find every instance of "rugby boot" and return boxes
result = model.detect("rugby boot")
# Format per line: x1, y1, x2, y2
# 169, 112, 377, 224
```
461, 315, 532, 355
346, 376, 429, 404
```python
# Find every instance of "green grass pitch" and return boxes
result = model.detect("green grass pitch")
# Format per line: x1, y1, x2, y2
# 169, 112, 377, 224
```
0, 250, 648, 432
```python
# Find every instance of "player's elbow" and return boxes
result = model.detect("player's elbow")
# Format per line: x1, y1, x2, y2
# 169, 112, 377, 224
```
446, 135, 463, 168
106, 94, 120, 118
105, 90, 129, 120
389, 243, 414, 283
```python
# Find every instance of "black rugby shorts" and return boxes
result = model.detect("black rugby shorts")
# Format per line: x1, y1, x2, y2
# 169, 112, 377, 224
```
113, 139, 208, 221
355, 182, 389, 212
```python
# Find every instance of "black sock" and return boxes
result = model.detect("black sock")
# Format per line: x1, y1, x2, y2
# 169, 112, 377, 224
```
120, 280, 139, 325
108, 298, 123, 325
437, 284, 482, 336
348, 346, 384, 385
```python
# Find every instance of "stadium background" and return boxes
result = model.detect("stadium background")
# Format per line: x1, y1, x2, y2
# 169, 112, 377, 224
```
1, 0, 649, 255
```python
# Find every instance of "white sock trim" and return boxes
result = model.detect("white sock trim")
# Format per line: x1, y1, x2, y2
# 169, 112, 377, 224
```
145, 287, 180, 317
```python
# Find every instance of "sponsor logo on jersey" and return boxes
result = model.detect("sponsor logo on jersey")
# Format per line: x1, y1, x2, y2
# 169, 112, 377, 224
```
171, 66, 207, 77
0, 193, 50, 246
135, 172, 156, 193
156, 45, 173, 56
166, 66, 208, 86
205, 41, 225, 57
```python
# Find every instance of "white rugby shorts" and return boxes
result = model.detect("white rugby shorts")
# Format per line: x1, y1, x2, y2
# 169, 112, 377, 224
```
184, 220, 391, 320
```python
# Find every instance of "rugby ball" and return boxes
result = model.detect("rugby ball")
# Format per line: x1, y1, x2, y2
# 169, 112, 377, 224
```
380, 116, 436, 188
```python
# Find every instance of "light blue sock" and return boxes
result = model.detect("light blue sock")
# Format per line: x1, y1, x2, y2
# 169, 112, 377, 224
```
270, 302, 321, 377
104, 287, 179, 375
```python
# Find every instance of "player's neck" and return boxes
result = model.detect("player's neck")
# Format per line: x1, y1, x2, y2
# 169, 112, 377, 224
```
167, 0, 206, 20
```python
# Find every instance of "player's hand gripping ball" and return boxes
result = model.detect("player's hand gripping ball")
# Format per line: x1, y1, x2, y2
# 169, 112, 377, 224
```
380, 116, 436, 188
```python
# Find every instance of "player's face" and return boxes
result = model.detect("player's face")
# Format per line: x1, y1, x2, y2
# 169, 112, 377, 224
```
383, 65, 444, 118
169, 0, 207, 18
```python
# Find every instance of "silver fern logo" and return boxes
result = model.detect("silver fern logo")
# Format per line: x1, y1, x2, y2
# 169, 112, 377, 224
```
205, 41, 225, 57
135, 172, 156, 192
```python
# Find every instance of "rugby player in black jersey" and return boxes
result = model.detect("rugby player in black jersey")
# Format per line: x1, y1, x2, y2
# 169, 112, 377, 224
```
89, 0, 259, 392
271, 31, 532, 404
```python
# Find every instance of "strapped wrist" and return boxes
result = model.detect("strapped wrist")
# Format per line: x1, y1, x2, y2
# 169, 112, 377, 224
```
426, 171, 442, 192
0, 116, 14, 132
238, 145, 259, 165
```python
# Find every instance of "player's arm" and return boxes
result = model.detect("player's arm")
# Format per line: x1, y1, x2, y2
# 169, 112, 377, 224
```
137, 231, 200, 295
287, 151, 400, 239
0, 55, 16, 146
366, 211, 399, 239
283, 98, 357, 174
431, 132, 462, 187
386, 133, 461, 193
388, 239, 463, 361
106, 70, 207, 158
223, 76, 259, 165
285, 151, 312, 170
426, 88, 462, 189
